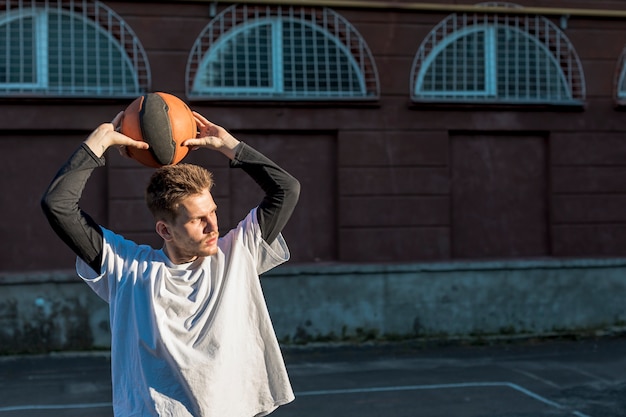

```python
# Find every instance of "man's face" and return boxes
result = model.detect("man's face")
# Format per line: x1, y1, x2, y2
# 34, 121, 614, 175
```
161, 189, 219, 263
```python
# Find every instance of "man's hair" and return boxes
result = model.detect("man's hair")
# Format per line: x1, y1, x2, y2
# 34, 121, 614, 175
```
146, 163, 214, 222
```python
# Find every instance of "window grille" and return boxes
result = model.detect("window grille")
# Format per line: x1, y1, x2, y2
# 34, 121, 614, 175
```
410, 2, 585, 105
0, 0, 150, 97
186, 5, 379, 100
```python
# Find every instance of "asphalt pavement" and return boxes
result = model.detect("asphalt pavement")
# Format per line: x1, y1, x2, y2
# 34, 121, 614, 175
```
2, 336, 626, 417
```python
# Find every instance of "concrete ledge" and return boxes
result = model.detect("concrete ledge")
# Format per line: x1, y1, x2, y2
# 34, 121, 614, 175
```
2, 258, 626, 353
0, 277, 110, 353
264, 258, 626, 342
0, 270, 79, 285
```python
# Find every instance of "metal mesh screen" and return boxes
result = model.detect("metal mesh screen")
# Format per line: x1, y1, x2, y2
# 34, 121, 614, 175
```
187, 5, 379, 100
195, 21, 274, 91
0, 0, 150, 97
411, 2, 585, 105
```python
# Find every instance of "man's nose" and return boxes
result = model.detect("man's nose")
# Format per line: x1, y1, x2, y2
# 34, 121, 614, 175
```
205, 217, 218, 233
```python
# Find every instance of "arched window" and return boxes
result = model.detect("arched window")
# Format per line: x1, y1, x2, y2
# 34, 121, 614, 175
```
186, 5, 379, 100
410, 2, 585, 105
0, 1, 150, 97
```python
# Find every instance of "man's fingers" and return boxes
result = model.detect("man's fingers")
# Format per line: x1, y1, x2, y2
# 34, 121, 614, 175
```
114, 131, 149, 149
192, 111, 210, 126
111, 111, 124, 128
124, 140, 149, 150
181, 138, 205, 150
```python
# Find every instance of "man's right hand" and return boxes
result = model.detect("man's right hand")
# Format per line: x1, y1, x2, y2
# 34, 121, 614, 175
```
84, 111, 150, 158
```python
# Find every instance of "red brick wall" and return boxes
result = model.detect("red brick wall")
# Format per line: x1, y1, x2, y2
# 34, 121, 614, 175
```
3, 1, 626, 272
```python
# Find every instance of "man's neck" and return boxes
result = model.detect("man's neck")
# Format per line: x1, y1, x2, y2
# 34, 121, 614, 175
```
163, 245, 198, 265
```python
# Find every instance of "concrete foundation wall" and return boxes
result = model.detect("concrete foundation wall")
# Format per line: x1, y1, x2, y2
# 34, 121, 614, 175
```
2, 259, 626, 353
266, 259, 626, 343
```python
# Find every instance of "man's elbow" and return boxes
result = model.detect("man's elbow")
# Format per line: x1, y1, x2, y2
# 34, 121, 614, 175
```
40, 190, 69, 228
286, 178, 301, 207
40, 192, 54, 220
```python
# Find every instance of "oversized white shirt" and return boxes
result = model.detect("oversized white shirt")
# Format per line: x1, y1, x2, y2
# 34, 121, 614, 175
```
77, 209, 295, 416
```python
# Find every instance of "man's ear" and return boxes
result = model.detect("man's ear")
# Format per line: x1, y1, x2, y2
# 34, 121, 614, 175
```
156, 220, 173, 241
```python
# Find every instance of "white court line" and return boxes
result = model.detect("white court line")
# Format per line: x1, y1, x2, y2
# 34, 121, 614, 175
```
0, 402, 112, 412
510, 367, 562, 389
297, 381, 592, 417
0, 382, 592, 417
557, 364, 612, 385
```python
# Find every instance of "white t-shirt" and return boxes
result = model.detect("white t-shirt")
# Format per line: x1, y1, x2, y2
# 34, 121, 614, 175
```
77, 209, 295, 417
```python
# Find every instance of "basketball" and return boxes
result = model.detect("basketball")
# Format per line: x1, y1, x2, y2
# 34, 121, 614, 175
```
120, 92, 197, 168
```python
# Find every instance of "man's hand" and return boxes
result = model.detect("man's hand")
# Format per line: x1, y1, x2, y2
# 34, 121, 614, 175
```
84, 111, 149, 158
183, 112, 241, 160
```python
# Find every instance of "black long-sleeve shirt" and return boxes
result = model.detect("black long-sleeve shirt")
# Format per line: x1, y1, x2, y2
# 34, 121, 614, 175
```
41, 142, 300, 273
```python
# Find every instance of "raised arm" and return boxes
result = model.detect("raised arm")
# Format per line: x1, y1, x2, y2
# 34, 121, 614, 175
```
41, 112, 149, 273
231, 143, 300, 243
185, 113, 300, 243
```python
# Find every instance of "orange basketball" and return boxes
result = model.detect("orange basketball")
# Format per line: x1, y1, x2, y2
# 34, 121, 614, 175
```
120, 92, 197, 168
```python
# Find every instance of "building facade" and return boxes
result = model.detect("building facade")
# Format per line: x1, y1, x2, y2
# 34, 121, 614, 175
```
2, 0, 626, 351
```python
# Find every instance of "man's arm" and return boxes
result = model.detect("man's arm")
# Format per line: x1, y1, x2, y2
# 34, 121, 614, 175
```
41, 144, 106, 273
185, 113, 300, 243
230, 144, 300, 243
183, 112, 300, 243
41, 113, 149, 273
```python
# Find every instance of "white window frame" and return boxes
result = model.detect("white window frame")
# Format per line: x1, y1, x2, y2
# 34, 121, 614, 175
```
193, 18, 283, 96
187, 5, 379, 101
415, 26, 497, 98
410, 2, 585, 105
416, 24, 571, 102
0, 1, 150, 98
0, 9, 48, 90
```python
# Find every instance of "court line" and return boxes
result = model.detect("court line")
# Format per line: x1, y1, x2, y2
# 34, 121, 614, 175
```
297, 381, 592, 417
510, 367, 562, 389
557, 364, 612, 385
0, 381, 592, 417
0, 402, 112, 412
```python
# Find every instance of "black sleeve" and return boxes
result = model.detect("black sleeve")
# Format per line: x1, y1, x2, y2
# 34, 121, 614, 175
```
41, 143, 105, 274
230, 142, 300, 244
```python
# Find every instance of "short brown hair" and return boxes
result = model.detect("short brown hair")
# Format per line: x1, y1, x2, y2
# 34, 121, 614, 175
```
145, 163, 214, 222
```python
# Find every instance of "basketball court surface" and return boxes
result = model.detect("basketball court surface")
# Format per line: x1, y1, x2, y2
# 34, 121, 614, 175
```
1, 336, 626, 416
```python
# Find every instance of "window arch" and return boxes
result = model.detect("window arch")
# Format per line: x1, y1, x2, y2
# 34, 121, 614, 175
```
0, 1, 150, 98
410, 2, 585, 105
186, 5, 379, 101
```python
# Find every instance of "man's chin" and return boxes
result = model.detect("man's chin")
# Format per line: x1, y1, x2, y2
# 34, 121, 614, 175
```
200, 246, 218, 257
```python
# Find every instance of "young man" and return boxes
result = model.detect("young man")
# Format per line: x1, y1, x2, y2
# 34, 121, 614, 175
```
41, 110, 300, 416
